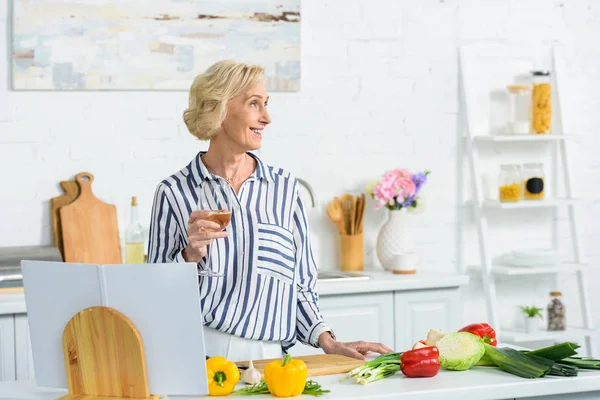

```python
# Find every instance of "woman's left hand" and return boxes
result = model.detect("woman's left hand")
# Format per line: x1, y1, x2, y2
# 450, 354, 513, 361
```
318, 333, 394, 360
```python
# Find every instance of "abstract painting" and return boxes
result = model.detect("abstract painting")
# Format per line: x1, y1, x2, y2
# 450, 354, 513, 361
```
12, 0, 300, 91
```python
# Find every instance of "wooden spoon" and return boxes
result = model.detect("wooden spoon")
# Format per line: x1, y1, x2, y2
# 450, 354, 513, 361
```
361, 194, 366, 233
341, 194, 354, 235
355, 194, 364, 234
326, 199, 345, 234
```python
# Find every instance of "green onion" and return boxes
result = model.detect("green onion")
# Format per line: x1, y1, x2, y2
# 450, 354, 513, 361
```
355, 363, 401, 385
340, 352, 402, 382
484, 344, 554, 379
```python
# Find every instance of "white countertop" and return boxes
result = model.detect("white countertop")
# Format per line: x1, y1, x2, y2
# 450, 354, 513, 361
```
2, 366, 600, 400
316, 269, 468, 296
0, 269, 468, 315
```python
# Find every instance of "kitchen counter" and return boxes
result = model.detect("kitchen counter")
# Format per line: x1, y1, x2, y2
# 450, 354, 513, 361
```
316, 269, 468, 296
2, 367, 600, 400
0, 269, 468, 315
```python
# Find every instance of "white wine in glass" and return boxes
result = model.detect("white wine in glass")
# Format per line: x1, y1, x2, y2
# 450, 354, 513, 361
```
197, 183, 233, 278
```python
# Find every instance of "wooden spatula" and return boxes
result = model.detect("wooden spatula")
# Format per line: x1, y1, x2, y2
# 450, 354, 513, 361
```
50, 180, 81, 259
326, 199, 345, 234
60, 172, 122, 264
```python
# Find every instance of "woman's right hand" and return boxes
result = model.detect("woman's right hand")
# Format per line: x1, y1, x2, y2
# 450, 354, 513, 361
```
182, 210, 230, 263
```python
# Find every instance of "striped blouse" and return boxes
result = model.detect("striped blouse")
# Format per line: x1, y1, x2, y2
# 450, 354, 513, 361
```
147, 151, 331, 351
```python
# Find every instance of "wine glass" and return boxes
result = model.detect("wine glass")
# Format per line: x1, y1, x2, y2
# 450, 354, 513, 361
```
196, 180, 233, 278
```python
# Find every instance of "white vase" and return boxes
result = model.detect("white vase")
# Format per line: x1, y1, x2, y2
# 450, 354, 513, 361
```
525, 317, 539, 333
376, 209, 417, 274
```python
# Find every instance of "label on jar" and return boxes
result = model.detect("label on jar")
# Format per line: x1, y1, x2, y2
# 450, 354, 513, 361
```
526, 177, 544, 194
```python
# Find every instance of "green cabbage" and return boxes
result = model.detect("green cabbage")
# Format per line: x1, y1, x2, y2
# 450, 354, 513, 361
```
437, 332, 485, 371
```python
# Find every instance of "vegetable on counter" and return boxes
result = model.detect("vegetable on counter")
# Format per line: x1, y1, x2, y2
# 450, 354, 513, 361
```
340, 352, 402, 385
458, 323, 497, 346
400, 346, 441, 378
232, 380, 330, 397
484, 342, 600, 379
484, 344, 554, 379
437, 332, 485, 371
264, 354, 308, 397
425, 329, 447, 346
206, 356, 241, 396
241, 360, 262, 385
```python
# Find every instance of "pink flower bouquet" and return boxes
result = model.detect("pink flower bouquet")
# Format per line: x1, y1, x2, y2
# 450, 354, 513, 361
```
366, 169, 430, 211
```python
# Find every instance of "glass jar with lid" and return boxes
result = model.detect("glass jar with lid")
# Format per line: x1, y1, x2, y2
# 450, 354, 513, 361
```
531, 71, 552, 134
507, 84, 531, 134
522, 163, 545, 200
498, 164, 522, 202
547, 291, 566, 331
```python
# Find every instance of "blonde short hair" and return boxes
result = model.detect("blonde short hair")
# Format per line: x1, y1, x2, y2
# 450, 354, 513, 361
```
183, 60, 265, 140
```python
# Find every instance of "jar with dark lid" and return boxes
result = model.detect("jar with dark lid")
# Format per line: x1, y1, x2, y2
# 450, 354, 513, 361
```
547, 291, 566, 331
522, 163, 545, 200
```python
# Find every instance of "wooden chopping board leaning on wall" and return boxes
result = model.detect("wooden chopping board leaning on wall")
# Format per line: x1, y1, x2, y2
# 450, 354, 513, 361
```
59, 172, 122, 264
50, 180, 81, 260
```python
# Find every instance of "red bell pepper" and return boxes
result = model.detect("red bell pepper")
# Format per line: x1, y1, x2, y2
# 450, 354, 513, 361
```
458, 323, 497, 346
400, 346, 440, 378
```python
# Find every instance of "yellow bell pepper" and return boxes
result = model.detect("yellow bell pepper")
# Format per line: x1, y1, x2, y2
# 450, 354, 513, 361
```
206, 356, 240, 396
264, 354, 308, 397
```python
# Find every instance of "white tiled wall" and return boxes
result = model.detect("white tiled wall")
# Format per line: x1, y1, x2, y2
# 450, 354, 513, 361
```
1, 1, 599, 337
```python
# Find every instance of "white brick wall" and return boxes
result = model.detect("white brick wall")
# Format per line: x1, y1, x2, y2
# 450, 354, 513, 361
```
1, 0, 600, 347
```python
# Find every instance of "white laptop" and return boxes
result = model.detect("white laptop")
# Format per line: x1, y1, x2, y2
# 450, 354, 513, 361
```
20, 260, 208, 396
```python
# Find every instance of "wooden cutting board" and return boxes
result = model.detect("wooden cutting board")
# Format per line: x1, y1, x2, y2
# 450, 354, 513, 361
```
60, 306, 158, 400
59, 172, 122, 265
237, 354, 365, 377
50, 180, 81, 260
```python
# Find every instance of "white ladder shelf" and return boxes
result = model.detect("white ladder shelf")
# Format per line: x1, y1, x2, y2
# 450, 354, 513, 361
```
458, 45, 595, 356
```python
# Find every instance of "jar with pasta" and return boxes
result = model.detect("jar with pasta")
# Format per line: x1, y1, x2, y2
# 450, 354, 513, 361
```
522, 163, 545, 200
498, 164, 522, 202
531, 71, 552, 134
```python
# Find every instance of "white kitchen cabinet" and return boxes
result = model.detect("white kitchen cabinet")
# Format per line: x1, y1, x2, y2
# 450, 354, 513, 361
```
0, 315, 15, 381
289, 292, 395, 356
394, 288, 460, 352
14, 314, 34, 381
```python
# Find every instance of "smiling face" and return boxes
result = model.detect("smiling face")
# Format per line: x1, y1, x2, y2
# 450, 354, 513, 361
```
218, 83, 271, 152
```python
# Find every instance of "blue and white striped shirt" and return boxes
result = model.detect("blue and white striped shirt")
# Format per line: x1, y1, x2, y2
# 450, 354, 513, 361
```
147, 151, 331, 350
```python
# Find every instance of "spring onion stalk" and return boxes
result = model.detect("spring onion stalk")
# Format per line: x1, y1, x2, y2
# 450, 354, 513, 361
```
355, 364, 401, 385
340, 352, 402, 383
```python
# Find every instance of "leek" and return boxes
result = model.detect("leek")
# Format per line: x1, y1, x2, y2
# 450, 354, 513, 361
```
484, 344, 554, 379
524, 342, 580, 361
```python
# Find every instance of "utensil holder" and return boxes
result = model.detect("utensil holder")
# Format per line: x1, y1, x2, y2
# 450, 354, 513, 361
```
339, 233, 364, 272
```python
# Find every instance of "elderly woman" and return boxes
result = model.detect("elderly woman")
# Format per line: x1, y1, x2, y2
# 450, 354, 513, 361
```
148, 60, 393, 362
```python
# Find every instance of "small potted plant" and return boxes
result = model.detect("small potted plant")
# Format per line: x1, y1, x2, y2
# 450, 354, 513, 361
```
521, 305, 543, 333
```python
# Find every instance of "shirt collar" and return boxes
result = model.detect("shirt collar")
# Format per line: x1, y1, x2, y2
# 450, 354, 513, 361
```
189, 151, 274, 187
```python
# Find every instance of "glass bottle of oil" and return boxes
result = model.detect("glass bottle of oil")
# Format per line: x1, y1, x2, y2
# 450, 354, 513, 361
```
125, 196, 145, 264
